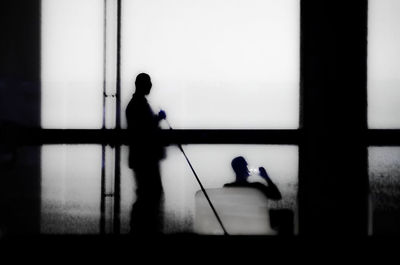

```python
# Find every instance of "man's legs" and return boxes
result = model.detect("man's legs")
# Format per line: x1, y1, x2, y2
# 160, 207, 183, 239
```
130, 162, 163, 235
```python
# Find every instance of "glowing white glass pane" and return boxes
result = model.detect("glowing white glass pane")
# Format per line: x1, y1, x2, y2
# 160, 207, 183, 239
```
41, 145, 102, 234
120, 145, 298, 234
369, 147, 400, 235
368, 0, 400, 128
122, 0, 300, 129
41, 0, 103, 128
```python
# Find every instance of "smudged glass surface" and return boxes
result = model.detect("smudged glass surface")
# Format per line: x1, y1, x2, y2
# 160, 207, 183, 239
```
41, 144, 298, 235
41, 145, 102, 234
121, 144, 298, 234
369, 147, 400, 235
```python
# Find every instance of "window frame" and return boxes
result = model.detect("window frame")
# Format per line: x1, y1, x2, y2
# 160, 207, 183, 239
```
4, 0, 400, 236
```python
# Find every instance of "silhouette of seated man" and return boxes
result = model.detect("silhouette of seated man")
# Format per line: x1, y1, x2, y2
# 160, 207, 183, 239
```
224, 156, 282, 201
224, 156, 294, 234
126, 73, 166, 235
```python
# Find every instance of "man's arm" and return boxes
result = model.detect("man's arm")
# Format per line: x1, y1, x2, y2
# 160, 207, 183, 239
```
258, 167, 282, 200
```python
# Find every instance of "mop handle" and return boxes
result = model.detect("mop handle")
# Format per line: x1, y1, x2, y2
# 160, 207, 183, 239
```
164, 119, 229, 236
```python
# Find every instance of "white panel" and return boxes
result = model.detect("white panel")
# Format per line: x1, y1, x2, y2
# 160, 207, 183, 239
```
368, 0, 400, 128
41, 145, 102, 234
121, 0, 300, 129
41, 0, 103, 128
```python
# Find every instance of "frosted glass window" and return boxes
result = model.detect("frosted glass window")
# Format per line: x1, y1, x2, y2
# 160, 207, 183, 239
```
40, 144, 297, 235
368, 0, 400, 128
121, 0, 300, 129
41, 145, 102, 234
369, 147, 400, 235
120, 145, 298, 234
41, 0, 104, 128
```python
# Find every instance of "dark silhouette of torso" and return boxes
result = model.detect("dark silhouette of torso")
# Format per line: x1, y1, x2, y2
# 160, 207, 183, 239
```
126, 94, 165, 169
224, 180, 282, 201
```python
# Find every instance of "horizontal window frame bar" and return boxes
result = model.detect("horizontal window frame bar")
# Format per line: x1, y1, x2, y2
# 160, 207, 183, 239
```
1, 128, 400, 146
366, 130, 400, 146
1, 129, 301, 145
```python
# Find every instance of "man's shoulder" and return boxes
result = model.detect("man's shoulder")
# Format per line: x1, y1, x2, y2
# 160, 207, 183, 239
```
127, 96, 147, 111
129, 94, 147, 102
128, 95, 139, 105
224, 181, 251, 188
223, 182, 235, 187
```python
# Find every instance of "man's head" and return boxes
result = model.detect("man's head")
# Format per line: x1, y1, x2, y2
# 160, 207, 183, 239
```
135, 73, 152, 96
231, 156, 250, 182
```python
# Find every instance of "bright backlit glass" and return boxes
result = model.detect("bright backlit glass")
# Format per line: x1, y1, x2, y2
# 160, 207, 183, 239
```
368, 0, 400, 128
122, 0, 300, 129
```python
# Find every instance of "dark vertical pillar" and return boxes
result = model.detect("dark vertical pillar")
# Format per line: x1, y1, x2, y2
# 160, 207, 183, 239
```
0, 0, 41, 235
113, 0, 122, 234
299, 1, 369, 235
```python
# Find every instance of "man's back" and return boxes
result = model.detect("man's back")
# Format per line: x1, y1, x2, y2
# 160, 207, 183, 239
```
126, 94, 165, 168
126, 94, 156, 132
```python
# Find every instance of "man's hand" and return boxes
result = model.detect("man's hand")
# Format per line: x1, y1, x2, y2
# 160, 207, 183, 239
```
259, 167, 270, 180
158, 110, 167, 120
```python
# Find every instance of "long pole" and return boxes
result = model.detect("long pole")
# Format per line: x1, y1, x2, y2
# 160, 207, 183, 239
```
165, 120, 229, 235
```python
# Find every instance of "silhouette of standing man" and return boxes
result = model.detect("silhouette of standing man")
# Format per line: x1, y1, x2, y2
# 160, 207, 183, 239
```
126, 73, 166, 235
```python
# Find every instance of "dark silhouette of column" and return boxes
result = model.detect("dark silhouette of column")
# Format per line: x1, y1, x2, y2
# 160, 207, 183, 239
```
299, 0, 369, 235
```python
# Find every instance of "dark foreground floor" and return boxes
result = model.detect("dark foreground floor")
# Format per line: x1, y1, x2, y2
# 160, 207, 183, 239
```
0, 233, 398, 260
